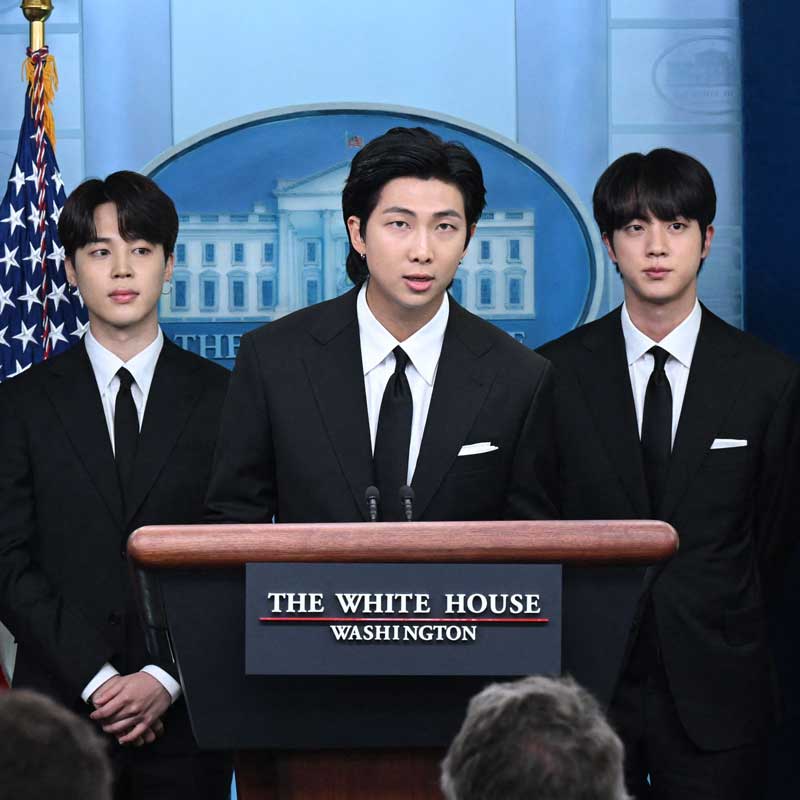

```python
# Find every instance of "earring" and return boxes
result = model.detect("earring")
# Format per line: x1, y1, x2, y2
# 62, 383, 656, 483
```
161, 281, 172, 296
360, 252, 366, 261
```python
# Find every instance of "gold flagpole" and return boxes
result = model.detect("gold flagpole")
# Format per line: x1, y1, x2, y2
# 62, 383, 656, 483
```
21, 0, 53, 52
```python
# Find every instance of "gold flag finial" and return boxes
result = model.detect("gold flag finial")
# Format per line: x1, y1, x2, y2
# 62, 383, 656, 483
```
21, 0, 53, 52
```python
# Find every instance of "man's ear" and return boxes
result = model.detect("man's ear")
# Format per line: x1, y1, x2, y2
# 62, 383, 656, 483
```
462, 222, 477, 258
701, 224, 715, 260
346, 215, 365, 255
164, 253, 175, 282
601, 232, 617, 263
65, 256, 78, 288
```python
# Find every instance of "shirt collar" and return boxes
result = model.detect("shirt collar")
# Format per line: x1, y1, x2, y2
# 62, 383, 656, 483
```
84, 326, 164, 394
621, 300, 701, 368
356, 282, 449, 385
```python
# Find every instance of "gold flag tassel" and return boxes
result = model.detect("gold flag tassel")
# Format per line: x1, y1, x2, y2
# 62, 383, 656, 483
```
22, 50, 59, 150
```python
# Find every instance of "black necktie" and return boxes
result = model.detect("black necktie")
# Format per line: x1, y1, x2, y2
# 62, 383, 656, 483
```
641, 346, 672, 516
114, 367, 139, 510
373, 347, 412, 521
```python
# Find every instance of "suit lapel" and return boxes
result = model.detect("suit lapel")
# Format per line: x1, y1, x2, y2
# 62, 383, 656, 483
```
123, 339, 204, 526
303, 289, 374, 521
43, 342, 124, 528
659, 307, 744, 522
411, 302, 496, 520
576, 310, 650, 517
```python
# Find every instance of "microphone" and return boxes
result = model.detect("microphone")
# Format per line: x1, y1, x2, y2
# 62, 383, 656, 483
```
365, 485, 380, 522
399, 485, 415, 522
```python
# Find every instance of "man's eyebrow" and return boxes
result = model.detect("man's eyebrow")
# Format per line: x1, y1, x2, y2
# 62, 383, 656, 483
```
86, 237, 112, 244
381, 206, 464, 219
382, 206, 416, 216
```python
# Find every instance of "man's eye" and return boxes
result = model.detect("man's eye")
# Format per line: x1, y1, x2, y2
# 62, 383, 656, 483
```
669, 222, 686, 231
625, 224, 643, 233
132, 246, 152, 255
89, 248, 109, 257
388, 220, 408, 229
437, 222, 457, 231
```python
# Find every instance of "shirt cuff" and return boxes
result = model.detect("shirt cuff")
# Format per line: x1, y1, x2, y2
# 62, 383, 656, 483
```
141, 665, 182, 704
82, 662, 120, 704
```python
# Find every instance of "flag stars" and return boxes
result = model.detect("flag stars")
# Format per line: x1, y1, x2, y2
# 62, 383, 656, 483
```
71, 284, 84, 308
22, 242, 43, 270
50, 170, 65, 194
46, 281, 68, 310
47, 320, 68, 350
0, 244, 20, 275
27, 202, 43, 230
1, 203, 25, 236
0, 326, 8, 348
70, 318, 89, 339
9, 163, 25, 196
47, 243, 65, 272
50, 203, 62, 225
17, 281, 43, 313
9, 360, 31, 378
0, 286, 14, 314
12, 320, 38, 351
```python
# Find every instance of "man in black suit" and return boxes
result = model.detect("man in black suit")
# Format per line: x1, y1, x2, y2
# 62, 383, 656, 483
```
0, 172, 231, 799
206, 126, 554, 528
539, 149, 800, 799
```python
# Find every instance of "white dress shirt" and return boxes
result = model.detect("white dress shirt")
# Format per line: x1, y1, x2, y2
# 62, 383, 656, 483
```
621, 300, 702, 447
81, 327, 181, 705
357, 282, 449, 485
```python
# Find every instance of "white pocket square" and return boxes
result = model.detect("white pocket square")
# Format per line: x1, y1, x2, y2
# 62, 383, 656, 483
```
710, 438, 748, 450
458, 442, 499, 457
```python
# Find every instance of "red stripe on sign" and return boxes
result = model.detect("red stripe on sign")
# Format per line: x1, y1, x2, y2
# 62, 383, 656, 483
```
259, 616, 549, 624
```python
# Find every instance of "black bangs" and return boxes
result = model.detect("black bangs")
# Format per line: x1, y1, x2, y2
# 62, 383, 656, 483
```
342, 127, 486, 285
593, 148, 716, 236
58, 171, 178, 259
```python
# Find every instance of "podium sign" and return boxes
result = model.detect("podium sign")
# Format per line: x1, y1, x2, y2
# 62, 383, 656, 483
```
245, 563, 562, 676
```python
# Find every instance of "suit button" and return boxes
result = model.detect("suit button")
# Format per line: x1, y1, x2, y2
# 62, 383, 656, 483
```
108, 612, 122, 626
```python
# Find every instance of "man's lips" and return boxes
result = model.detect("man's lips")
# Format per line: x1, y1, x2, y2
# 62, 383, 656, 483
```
109, 290, 139, 303
403, 274, 434, 291
643, 268, 671, 278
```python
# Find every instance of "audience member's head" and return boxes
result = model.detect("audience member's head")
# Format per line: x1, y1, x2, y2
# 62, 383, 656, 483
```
441, 675, 630, 800
0, 689, 112, 800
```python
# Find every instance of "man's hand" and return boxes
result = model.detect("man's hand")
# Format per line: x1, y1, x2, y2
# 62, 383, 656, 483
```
90, 672, 170, 746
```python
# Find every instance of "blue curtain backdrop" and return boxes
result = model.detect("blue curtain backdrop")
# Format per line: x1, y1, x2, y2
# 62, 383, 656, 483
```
742, 5, 800, 798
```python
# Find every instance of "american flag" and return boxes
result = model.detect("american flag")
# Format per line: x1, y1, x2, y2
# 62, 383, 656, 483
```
0, 47, 88, 384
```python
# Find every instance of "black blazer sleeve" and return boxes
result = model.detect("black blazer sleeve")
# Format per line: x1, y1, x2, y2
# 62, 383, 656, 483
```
0, 380, 113, 697
756, 366, 800, 587
205, 332, 277, 523
503, 360, 558, 521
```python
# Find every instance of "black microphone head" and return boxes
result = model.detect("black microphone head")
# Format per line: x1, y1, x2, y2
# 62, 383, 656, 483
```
365, 485, 380, 502
399, 485, 415, 501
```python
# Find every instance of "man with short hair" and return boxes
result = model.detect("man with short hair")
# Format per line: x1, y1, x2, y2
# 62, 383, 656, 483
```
206, 126, 555, 525
0, 689, 113, 800
440, 675, 631, 800
0, 171, 231, 798
539, 148, 800, 799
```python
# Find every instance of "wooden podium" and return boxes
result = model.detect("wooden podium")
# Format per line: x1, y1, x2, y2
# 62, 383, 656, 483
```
128, 520, 677, 800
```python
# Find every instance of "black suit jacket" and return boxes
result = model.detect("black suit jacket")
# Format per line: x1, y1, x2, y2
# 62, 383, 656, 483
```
0, 338, 228, 750
539, 305, 800, 750
206, 287, 555, 525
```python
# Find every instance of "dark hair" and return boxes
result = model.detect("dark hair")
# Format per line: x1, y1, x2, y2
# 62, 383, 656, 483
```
593, 148, 716, 245
441, 676, 630, 800
58, 170, 179, 260
0, 689, 112, 800
342, 126, 486, 285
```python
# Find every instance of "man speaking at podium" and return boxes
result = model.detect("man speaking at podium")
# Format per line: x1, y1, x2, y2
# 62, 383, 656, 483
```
206, 126, 555, 526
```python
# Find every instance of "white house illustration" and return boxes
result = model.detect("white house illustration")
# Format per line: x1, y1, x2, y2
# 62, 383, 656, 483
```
161, 162, 535, 324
